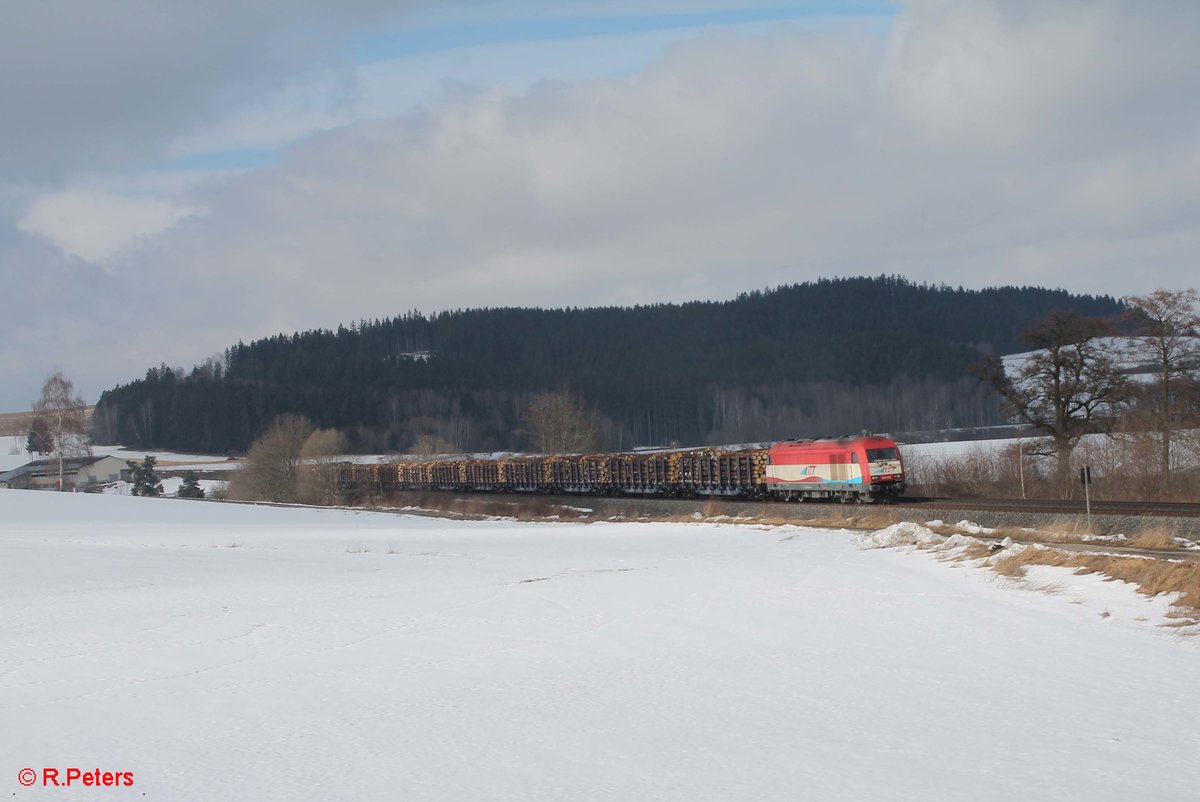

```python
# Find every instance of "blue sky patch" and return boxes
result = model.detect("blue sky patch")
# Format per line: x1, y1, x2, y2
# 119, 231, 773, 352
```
348, 3, 896, 64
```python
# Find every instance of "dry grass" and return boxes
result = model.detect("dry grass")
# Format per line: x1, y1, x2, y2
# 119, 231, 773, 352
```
1127, 525, 1181, 550
982, 524, 1093, 546
768, 507, 906, 531
992, 547, 1073, 577
383, 492, 592, 523
1068, 556, 1200, 613
1040, 516, 1105, 540
701, 498, 729, 519
957, 540, 996, 561
844, 508, 908, 529
970, 521, 1191, 553
981, 517, 1129, 545
987, 525, 1037, 542
0, 407, 95, 436
512, 498, 590, 522
638, 496, 850, 527
717, 506, 905, 531
606, 502, 908, 531
990, 546, 1200, 622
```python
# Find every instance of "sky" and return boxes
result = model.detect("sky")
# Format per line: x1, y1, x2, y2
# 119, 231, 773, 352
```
3, 0, 1199, 411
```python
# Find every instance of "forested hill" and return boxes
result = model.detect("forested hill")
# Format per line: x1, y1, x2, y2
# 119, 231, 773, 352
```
94, 277, 1125, 453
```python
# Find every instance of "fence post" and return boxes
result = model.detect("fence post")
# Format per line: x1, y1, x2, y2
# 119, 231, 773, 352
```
1080, 466, 1092, 531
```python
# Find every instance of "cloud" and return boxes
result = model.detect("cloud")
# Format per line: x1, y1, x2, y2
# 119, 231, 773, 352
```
881, 0, 1200, 153
146, 3, 1200, 308
4, 0, 1200, 411
0, 225, 128, 407
156, 26, 885, 309
0, 1, 409, 183
19, 190, 204, 263
0, 2, 870, 183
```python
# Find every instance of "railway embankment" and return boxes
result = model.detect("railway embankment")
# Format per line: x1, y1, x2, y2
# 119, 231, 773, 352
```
899, 505, 1200, 541
380, 491, 1200, 543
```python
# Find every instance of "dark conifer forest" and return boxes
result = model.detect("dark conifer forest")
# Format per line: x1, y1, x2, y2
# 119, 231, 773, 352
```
92, 277, 1126, 453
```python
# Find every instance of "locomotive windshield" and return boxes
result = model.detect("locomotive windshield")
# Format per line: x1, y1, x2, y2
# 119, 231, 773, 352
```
866, 448, 899, 462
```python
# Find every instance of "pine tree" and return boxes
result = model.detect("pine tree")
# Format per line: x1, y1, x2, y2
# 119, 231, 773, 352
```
126, 456, 163, 497
26, 417, 53, 455
178, 471, 205, 499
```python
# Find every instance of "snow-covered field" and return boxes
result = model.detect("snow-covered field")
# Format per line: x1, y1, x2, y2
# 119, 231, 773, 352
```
2, 435, 239, 472
91, 444, 240, 472
101, 476, 227, 497
2, 491, 1198, 800
0, 436, 34, 471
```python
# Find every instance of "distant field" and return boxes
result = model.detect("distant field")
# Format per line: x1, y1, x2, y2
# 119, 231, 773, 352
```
0, 410, 34, 436
0, 407, 94, 436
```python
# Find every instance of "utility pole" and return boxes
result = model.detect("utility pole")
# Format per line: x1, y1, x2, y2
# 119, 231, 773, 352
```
1080, 466, 1092, 530
1018, 438, 1025, 500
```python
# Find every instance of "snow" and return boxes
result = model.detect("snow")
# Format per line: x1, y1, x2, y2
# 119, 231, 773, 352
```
91, 444, 240, 471
861, 522, 1190, 631
2, 491, 1200, 801
101, 477, 226, 497
855, 520, 945, 549
0, 437, 238, 475
1019, 564, 1184, 624
1, 435, 31, 471
1002, 336, 1200, 385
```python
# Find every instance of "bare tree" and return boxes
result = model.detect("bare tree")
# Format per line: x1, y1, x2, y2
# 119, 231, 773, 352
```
520, 391, 598, 454
407, 433, 459, 456
32, 372, 91, 491
1122, 288, 1200, 495
977, 310, 1129, 497
90, 403, 120, 445
228, 415, 314, 502
298, 427, 349, 505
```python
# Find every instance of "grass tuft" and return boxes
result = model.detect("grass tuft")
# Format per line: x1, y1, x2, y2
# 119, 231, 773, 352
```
1127, 526, 1180, 550
992, 547, 1071, 577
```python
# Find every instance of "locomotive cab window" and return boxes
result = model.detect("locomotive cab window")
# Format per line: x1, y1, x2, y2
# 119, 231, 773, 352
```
867, 448, 899, 462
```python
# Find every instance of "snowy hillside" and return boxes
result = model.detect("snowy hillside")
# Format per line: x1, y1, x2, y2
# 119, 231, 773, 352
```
1001, 335, 1199, 384
2, 491, 1198, 800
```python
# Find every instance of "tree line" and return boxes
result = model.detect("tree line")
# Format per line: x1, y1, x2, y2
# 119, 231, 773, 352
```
91, 276, 1128, 454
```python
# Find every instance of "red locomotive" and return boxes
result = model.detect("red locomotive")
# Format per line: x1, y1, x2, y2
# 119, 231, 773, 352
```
765, 436, 906, 502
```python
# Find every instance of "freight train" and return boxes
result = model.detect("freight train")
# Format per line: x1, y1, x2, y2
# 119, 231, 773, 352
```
335, 435, 906, 503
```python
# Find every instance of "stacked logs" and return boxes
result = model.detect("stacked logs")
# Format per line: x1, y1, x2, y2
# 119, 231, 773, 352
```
335, 444, 770, 496
673, 447, 768, 493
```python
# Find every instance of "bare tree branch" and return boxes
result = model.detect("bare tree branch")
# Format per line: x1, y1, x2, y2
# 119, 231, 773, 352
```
31, 371, 90, 491
520, 391, 598, 454
1122, 288, 1200, 495
976, 310, 1129, 498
